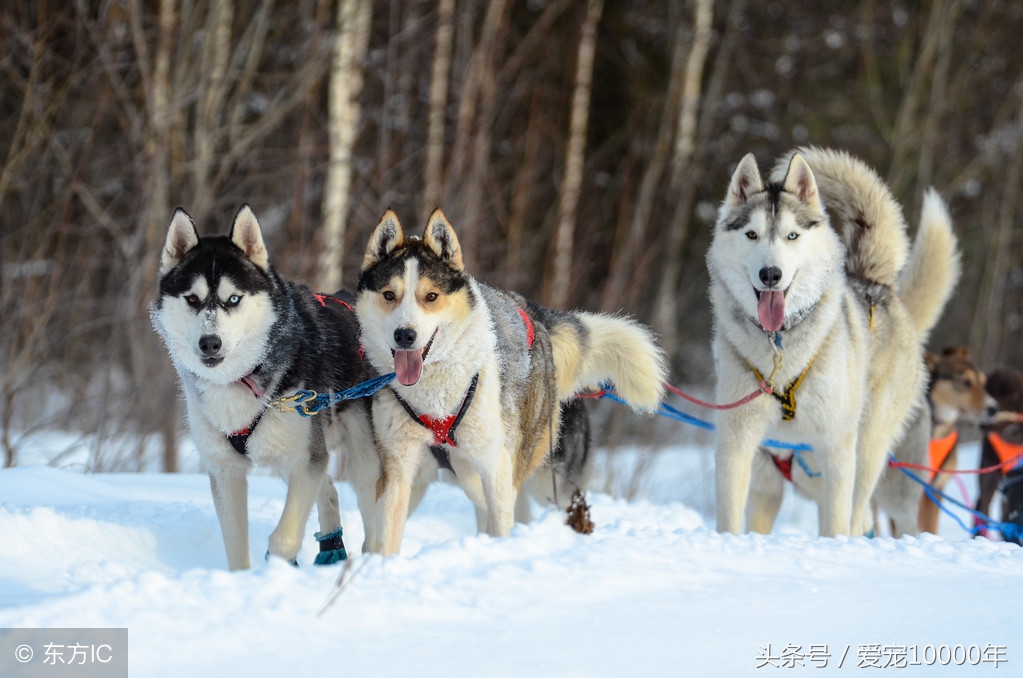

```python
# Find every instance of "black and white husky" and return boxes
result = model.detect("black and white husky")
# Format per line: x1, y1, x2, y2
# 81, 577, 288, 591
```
355, 209, 668, 555
151, 206, 376, 570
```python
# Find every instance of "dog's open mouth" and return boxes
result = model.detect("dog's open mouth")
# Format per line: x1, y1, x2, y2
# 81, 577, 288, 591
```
392, 330, 436, 386
202, 357, 224, 368
754, 288, 786, 332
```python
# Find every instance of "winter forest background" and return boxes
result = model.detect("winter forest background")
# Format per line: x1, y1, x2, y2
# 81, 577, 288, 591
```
3, 0, 1023, 473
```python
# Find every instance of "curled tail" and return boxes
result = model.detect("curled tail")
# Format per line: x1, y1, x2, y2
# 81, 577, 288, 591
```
772, 146, 910, 288
550, 312, 667, 413
897, 188, 961, 343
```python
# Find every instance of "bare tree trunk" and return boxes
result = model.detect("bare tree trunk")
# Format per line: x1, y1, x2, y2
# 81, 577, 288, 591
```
917, 0, 961, 194
652, 0, 715, 342
550, 0, 603, 309
192, 0, 234, 222
422, 0, 456, 222
446, 0, 508, 268
973, 75, 1023, 362
227, 0, 276, 146
602, 16, 691, 311
316, 0, 372, 292
887, 0, 952, 195
506, 85, 546, 292
128, 0, 181, 471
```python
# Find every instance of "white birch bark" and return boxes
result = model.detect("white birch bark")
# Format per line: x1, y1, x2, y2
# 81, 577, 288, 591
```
551, 0, 603, 309
423, 0, 457, 221
317, 0, 373, 291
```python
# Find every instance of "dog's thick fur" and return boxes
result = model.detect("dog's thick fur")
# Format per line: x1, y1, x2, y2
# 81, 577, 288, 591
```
709, 147, 959, 537
151, 206, 376, 570
355, 209, 667, 555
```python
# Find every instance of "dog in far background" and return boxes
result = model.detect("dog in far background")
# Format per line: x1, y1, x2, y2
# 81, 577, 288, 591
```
975, 366, 1023, 544
907, 347, 996, 534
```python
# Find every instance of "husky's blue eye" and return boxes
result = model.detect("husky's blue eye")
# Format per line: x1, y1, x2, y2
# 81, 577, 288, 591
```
787, 232, 799, 240
226, 294, 241, 307
745, 231, 757, 240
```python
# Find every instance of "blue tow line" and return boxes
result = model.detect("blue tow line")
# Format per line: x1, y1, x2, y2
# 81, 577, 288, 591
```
889, 456, 1021, 541
596, 389, 821, 478
270, 372, 397, 417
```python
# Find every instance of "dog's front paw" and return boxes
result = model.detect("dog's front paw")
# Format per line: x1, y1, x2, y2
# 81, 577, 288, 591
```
313, 527, 348, 565
265, 550, 299, 567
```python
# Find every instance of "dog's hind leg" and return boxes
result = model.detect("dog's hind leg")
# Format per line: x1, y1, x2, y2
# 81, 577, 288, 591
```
209, 469, 250, 571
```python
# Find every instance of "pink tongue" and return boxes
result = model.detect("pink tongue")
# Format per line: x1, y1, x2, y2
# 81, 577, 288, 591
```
394, 349, 425, 386
758, 290, 785, 332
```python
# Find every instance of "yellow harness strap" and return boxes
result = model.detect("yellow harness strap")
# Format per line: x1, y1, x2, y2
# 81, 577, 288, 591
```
748, 354, 816, 421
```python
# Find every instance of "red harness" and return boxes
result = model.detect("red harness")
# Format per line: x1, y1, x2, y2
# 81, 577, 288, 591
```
313, 292, 354, 312
393, 308, 535, 448
770, 453, 794, 482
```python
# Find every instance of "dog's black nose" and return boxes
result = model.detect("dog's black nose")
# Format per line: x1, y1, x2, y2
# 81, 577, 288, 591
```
394, 327, 417, 349
759, 266, 783, 287
198, 334, 222, 356
988, 404, 1000, 418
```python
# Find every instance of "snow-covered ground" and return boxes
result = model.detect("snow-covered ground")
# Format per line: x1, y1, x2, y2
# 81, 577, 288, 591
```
0, 434, 1020, 676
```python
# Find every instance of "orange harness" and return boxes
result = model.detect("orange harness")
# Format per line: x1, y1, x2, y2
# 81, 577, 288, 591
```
987, 431, 1023, 475
927, 430, 958, 481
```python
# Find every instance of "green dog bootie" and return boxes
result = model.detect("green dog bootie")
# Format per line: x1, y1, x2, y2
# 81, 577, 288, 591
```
314, 527, 348, 565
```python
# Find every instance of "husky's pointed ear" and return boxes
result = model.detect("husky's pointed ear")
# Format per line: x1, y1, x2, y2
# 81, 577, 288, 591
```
725, 153, 764, 208
363, 209, 405, 270
782, 153, 821, 210
423, 209, 463, 270
161, 208, 199, 275
230, 204, 269, 270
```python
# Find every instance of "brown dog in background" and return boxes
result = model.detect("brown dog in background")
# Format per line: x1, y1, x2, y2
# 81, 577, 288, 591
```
974, 366, 1023, 542
916, 347, 996, 534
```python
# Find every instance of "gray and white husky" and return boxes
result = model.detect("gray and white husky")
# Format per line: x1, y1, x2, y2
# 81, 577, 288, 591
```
151, 206, 376, 570
708, 146, 959, 537
355, 209, 667, 555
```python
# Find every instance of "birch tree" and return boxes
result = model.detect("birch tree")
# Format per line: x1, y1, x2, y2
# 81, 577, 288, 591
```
423, 0, 456, 222
550, 0, 603, 309
317, 0, 372, 292
653, 0, 715, 345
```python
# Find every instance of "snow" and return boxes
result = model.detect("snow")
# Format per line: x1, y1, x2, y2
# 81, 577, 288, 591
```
0, 438, 1021, 676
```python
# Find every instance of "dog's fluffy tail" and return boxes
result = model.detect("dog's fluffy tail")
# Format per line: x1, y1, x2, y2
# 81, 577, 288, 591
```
773, 146, 910, 288
550, 313, 667, 413
897, 188, 961, 343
